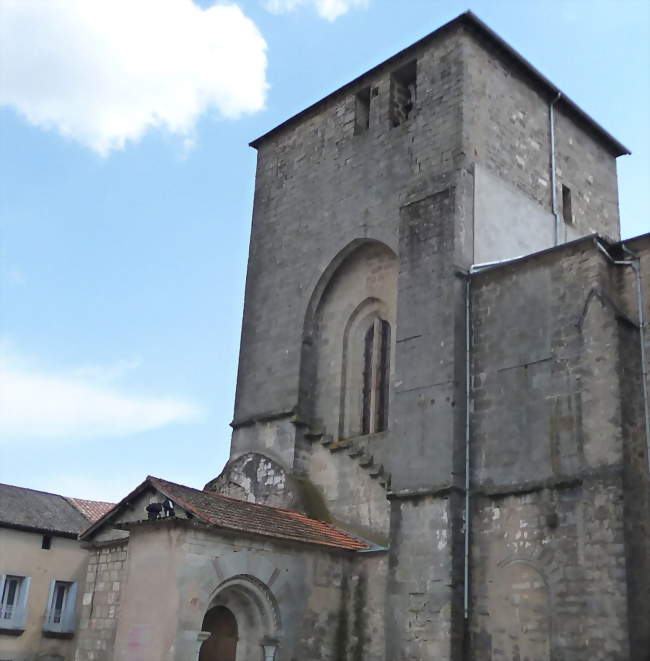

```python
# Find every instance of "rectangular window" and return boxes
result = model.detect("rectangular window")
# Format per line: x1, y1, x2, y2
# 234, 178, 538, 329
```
562, 184, 573, 224
390, 60, 417, 127
41, 534, 52, 550
354, 87, 370, 134
43, 580, 77, 634
0, 574, 30, 630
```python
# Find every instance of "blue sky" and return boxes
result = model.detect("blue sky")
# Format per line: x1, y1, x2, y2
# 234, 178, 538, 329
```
1, 0, 648, 503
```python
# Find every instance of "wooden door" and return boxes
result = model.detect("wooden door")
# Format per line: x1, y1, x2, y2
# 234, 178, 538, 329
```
199, 606, 238, 661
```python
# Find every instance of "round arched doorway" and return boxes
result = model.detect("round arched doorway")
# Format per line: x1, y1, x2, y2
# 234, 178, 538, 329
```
199, 605, 238, 661
198, 575, 281, 661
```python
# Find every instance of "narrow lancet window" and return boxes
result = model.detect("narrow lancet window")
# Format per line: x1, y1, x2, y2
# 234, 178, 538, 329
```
360, 318, 391, 435
362, 324, 374, 434
376, 319, 391, 432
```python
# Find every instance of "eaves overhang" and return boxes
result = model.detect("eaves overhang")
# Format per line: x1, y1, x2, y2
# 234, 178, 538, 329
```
0, 521, 79, 539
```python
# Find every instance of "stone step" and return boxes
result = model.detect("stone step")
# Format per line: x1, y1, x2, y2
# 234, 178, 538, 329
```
347, 445, 364, 458
358, 453, 373, 468
318, 432, 391, 491
326, 438, 352, 452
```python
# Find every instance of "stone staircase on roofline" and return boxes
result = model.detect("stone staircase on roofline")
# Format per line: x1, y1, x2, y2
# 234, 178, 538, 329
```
305, 427, 392, 490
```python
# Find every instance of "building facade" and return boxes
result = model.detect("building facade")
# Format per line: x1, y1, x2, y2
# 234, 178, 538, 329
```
0, 484, 112, 661
75, 12, 649, 661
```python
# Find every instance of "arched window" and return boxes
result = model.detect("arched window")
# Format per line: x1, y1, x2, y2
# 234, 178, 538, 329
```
361, 318, 391, 435
339, 300, 393, 439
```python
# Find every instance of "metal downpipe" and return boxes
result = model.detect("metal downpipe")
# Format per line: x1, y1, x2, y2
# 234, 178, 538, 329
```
549, 93, 562, 245
595, 239, 650, 472
463, 272, 472, 621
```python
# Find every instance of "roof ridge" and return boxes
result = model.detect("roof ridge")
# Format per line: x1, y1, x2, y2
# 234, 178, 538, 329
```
0, 482, 73, 500
67, 496, 114, 506
0, 482, 113, 508
149, 475, 333, 522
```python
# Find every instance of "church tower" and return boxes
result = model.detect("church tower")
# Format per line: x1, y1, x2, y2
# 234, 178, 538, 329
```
207, 11, 647, 660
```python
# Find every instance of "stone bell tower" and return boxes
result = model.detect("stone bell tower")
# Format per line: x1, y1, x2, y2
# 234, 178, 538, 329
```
208, 12, 647, 660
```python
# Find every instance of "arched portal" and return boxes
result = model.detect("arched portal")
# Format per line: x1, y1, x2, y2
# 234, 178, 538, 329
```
199, 575, 281, 661
199, 606, 238, 661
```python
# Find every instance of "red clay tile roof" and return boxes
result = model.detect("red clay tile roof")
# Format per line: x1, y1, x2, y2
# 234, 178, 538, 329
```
66, 497, 115, 523
148, 476, 369, 551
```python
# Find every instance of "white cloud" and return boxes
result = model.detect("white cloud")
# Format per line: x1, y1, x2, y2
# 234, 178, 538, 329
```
0, 359, 201, 443
263, 0, 368, 21
0, 0, 268, 155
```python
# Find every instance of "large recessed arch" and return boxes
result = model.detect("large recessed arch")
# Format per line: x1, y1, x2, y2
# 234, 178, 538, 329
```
301, 239, 398, 344
298, 239, 398, 438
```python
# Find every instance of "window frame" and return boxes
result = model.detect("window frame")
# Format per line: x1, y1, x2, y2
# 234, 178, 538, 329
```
361, 317, 391, 435
0, 573, 31, 632
43, 580, 77, 635
340, 298, 393, 440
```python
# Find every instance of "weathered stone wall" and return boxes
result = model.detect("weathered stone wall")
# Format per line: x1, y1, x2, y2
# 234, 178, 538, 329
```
75, 542, 128, 661
613, 234, 650, 658
390, 179, 468, 494
230, 25, 471, 571
205, 452, 304, 511
386, 494, 464, 661
307, 441, 390, 541
468, 239, 648, 659
462, 28, 620, 245
102, 521, 387, 661
470, 480, 630, 660
234, 26, 467, 430
220, 16, 637, 661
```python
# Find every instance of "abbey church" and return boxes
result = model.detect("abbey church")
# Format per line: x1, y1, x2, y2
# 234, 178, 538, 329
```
72, 12, 649, 661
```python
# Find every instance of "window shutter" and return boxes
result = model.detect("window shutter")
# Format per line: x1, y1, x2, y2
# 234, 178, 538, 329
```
15, 576, 30, 629
44, 579, 56, 631
63, 582, 78, 633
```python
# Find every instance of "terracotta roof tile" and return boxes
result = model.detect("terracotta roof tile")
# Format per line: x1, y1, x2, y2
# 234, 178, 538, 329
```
148, 477, 369, 551
66, 497, 115, 523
